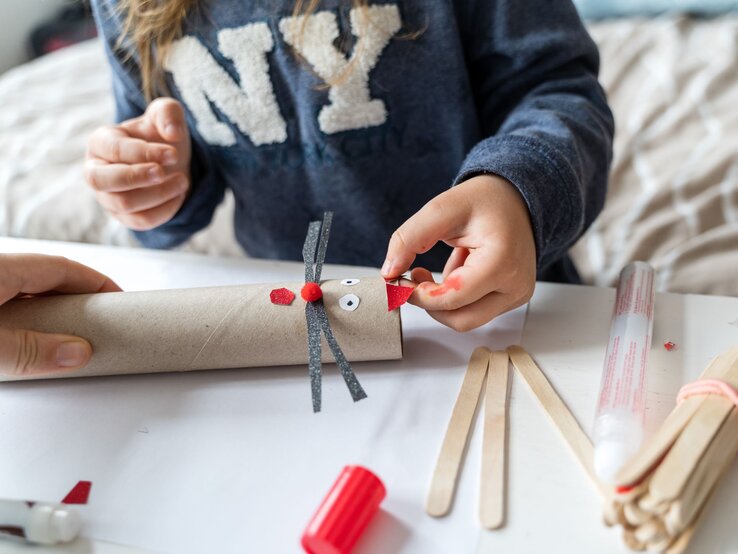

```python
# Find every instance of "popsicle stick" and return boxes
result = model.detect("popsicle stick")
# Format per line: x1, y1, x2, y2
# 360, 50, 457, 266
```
647, 356, 738, 503
623, 500, 651, 527
603, 497, 623, 527
426, 347, 490, 517
666, 408, 738, 536
614, 347, 738, 487
507, 346, 607, 497
648, 397, 734, 503
479, 350, 510, 530
664, 470, 722, 554
622, 528, 647, 551
645, 534, 673, 553
634, 519, 668, 545
637, 492, 670, 516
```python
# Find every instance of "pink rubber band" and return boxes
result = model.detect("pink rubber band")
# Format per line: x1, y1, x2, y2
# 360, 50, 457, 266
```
677, 379, 738, 407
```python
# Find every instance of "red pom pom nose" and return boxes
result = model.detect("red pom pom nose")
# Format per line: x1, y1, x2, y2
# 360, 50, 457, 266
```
301, 282, 323, 302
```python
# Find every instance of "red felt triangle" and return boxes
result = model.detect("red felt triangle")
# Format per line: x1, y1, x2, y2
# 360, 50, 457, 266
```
61, 481, 92, 504
386, 283, 414, 311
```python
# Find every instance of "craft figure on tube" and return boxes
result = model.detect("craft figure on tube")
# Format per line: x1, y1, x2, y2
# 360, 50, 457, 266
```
0, 213, 415, 413
300, 212, 366, 412
268, 212, 412, 411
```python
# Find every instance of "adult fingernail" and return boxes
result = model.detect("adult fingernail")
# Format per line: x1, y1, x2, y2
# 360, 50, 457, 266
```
381, 259, 393, 276
56, 342, 89, 368
148, 167, 163, 184
162, 151, 178, 166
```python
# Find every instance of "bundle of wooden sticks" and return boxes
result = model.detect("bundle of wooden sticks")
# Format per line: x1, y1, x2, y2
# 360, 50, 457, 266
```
604, 347, 738, 552
425, 345, 737, 552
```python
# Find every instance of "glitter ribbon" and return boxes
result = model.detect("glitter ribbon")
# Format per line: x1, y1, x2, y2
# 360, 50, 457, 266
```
302, 212, 367, 412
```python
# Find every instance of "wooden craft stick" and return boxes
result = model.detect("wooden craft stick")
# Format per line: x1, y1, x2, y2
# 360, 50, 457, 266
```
623, 500, 651, 527
603, 497, 623, 527
426, 347, 490, 517
507, 346, 607, 497
648, 397, 735, 503
634, 519, 668, 545
666, 408, 738, 536
664, 470, 723, 554
614, 347, 738, 487
637, 492, 670, 516
648, 356, 738, 503
622, 528, 647, 551
479, 351, 510, 530
646, 534, 673, 553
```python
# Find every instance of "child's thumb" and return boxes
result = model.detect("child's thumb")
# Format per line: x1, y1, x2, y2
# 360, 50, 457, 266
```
147, 97, 188, 143
0, 328, 92, 377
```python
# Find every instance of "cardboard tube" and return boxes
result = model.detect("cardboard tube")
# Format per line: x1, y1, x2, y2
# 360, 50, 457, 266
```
0, 276, 402, 381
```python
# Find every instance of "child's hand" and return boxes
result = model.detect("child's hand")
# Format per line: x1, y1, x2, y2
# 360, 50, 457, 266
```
85, 98, 192, 231
382, 175, 536, 332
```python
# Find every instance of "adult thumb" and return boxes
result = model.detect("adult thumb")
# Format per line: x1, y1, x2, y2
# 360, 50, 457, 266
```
0, 328, 92, 377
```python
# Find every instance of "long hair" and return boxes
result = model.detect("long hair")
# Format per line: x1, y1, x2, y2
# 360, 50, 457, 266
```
117, 0, 371, 101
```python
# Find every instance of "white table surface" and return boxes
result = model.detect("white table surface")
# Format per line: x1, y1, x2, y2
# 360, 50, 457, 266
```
0, 238, 736, 554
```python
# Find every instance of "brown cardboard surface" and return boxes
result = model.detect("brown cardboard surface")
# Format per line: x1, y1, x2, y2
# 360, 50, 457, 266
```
0, 276, 402, 380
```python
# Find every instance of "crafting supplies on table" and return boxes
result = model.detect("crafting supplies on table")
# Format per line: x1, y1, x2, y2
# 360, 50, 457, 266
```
2, 237, 738, 553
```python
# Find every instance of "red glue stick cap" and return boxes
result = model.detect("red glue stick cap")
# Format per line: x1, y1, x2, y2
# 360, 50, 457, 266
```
301, 465, 386, 554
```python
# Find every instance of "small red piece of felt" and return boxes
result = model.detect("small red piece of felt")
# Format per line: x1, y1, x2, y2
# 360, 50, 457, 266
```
386, 283, 414, 311
61, 481, 92, 505
270, 288, 296, 306
664, 341, 678, 352
301, 282, 323, 302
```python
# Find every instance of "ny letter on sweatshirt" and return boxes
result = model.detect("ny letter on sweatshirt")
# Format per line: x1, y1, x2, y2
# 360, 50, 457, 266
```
165, 22, 287, 147
280, 5, 402, 134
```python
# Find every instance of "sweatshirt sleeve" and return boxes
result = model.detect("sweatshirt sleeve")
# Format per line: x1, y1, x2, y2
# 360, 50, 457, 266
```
453, 0, 614, 271
90, 0, 225, 249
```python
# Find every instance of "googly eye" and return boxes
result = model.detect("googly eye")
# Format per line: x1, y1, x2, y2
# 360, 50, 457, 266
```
341, 278, 360, 286
339, 293, 360, 312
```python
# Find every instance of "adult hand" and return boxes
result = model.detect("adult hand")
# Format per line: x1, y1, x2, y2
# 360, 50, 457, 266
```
0, 254, 120, 376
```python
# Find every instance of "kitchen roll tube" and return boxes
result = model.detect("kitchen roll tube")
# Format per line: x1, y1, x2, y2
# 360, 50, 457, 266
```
0, 276, 403, 381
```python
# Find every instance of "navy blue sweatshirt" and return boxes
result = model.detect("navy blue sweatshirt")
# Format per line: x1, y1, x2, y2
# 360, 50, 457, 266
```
91, 0, 614, 281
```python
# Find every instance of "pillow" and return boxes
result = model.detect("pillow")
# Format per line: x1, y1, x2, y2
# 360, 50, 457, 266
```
574, 0, 738, 19
570, 16, 738, 296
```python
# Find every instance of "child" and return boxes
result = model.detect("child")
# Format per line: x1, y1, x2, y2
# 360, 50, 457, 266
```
86, 0, 613, 331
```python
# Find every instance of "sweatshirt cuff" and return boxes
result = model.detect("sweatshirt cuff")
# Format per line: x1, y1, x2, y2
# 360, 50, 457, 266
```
453, 134, 583, 269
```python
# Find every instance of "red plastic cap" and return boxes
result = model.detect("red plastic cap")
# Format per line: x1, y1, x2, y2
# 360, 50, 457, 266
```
301, 465, 386, 554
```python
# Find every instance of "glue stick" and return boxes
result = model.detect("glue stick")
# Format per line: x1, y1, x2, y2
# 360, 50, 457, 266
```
0, 499, 81, 545
593, 261, 655, 483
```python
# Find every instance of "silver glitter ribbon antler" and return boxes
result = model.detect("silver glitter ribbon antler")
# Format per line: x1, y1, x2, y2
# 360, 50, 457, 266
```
302, 212, 367, 412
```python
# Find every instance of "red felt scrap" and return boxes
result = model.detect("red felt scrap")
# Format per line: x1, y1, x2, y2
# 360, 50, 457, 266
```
270, 288, 295, 306
664, 341, 678, 352
61, 481, 92, 505
301, 282, 323, 302
386, 283, 414, 311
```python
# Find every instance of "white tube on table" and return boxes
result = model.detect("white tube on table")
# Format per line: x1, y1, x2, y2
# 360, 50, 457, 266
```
0, 499, 81, 544
593, 261, 655, 483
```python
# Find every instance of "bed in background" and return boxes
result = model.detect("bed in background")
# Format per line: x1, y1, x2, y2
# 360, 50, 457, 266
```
1, 15, 737, 295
